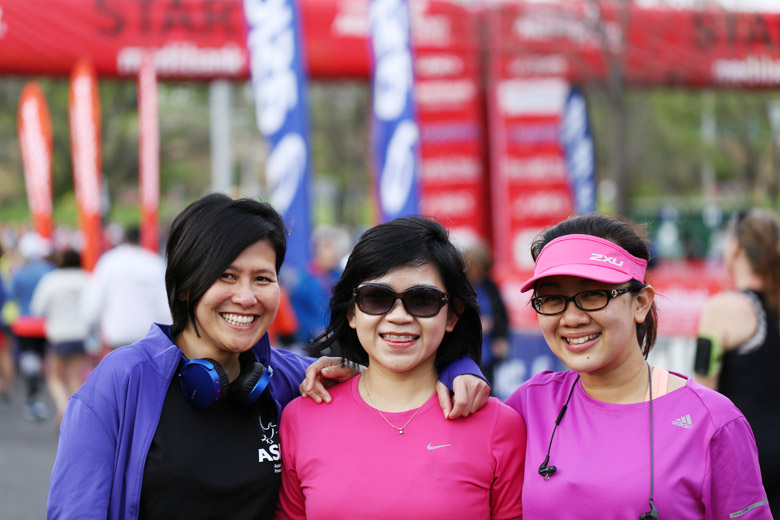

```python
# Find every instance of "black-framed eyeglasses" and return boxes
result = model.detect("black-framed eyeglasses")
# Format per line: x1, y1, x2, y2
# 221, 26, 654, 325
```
531, 288, 632, 316
353, 283, 449, 318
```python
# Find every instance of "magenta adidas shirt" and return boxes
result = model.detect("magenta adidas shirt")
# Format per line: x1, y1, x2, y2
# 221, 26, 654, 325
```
505, 370, 771, 519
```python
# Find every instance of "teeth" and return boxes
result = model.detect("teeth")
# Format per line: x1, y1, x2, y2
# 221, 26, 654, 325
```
222, 313, 255, 327
566, 333, 599, 345
381, 333, 418, 340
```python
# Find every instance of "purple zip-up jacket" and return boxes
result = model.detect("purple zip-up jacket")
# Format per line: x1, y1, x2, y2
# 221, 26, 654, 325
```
47, 323, 480, 519
46, 324, 309, 519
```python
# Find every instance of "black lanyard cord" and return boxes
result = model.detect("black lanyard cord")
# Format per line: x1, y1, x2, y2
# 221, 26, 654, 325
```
538, 374, 580, 480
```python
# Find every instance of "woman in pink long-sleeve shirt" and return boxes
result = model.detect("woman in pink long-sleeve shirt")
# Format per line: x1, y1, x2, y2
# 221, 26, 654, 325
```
276, 217, 526, 520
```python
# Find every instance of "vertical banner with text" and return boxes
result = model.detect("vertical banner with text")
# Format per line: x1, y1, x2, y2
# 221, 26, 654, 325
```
560, 86, 596, 215
484, 2, 577, 278
487, 75, 575, 272
413, 0, 488, 243
69, 59, 103, 271
370, 0, 420, 222
17, 82, 54, 240
138, 54, 160, 252
244, 0, 313, 271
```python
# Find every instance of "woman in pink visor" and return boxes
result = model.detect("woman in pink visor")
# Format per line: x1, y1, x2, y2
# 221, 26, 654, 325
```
505, 213, 771, 520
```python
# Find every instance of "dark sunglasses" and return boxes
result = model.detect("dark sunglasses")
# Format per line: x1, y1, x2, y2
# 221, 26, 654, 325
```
353, 283, 449, 318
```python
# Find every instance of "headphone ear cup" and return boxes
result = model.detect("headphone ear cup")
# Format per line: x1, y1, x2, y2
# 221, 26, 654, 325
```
233, 362, 265, 404
232, 361, 274, 406
178, 357, 230, 408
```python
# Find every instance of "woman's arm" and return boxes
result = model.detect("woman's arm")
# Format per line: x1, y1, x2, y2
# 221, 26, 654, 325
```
274, 403, 307, 520
705, 417, 772, 519
490, 404, 526, 520
48, 398, 115, 519
694, 292, 757, 389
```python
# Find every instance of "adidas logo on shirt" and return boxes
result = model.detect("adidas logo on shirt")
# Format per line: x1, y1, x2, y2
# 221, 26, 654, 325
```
672, 414, 693, 429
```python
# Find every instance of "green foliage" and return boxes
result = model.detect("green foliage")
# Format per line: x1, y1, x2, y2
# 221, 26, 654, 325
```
586, 86, 780, 211
0, 77, 213, 229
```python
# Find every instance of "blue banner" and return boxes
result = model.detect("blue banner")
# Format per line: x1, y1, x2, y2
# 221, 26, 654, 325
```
493, 332, 566, 401
560, 87, 596, 215
369, 0, 420, 222
244, 0, 312, 271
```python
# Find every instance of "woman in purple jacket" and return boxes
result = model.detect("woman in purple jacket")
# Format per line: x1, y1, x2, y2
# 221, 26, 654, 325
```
47, 194, 487, 520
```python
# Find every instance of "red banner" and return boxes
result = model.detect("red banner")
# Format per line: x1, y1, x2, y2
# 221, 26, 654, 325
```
2, 1, 780, 86
138, 53, 160, 252
0, 0, 249, 80
485, 74, 575, 271
69, 60, 103, 271
482, 1, 780, 88
17, 82, 54, 240
648, 260, 731, 338
413, 0, 488, 242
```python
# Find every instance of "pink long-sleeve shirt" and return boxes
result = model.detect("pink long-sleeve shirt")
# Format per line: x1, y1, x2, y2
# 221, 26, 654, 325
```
276, 375, 526, 520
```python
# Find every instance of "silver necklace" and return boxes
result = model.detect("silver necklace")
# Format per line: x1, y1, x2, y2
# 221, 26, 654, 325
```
361, 377, 428, 435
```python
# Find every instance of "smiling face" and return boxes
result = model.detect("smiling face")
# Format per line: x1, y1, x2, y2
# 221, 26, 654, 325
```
347, 263, 459, 380
177, 239, 280, 367
534, 275, 653, 377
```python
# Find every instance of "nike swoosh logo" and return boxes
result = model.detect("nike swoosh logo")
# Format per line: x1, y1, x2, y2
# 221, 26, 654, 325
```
427, 443, 452, 450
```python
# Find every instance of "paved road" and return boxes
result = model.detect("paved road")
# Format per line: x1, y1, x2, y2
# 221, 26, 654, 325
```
0, 380, 59, 520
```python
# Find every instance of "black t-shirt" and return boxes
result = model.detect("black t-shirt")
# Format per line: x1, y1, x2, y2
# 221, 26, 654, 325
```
139, 376, 281, 519
718, 290, 780, 491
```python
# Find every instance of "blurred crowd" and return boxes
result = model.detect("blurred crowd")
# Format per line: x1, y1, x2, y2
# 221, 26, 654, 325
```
0, 223, 170, 425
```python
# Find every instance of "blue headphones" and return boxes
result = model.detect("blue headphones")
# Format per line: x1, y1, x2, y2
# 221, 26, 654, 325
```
177, 341, 274, 409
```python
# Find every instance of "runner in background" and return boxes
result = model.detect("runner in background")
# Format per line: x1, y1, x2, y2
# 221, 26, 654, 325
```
0, 241, 15, 406
695, 208, 780, 517
80, 226, 170, 358
462, 240, 510, 389
285, 224, 352, 347
31, 248, 90, 426
9, 232, 54, 422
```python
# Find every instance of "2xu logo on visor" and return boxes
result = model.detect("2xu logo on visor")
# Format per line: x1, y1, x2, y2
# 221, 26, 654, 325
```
589, 253, 624, 267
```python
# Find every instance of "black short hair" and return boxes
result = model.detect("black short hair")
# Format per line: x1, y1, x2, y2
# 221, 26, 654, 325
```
310, 216, 481, 369
531, 213, 658, 357
124, 226, 141, 245
60, 249, 82, 269
165, 193, 287, 337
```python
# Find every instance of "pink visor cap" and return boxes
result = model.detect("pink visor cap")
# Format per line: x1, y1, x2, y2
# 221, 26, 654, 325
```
520, 234, 648, 293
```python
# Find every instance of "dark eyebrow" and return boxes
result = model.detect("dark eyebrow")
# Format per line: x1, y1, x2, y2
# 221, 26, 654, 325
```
363, 283, 443, 291
410, 284, 444, 291
223, 264, 276, 277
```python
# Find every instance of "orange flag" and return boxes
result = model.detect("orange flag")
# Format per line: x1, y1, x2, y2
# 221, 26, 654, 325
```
69, 59, 103, 271
18, 82, 54, 240
138, 53, 160, 252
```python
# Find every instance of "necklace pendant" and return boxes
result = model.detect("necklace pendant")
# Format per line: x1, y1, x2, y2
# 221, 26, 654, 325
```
398, 429, 403, 434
